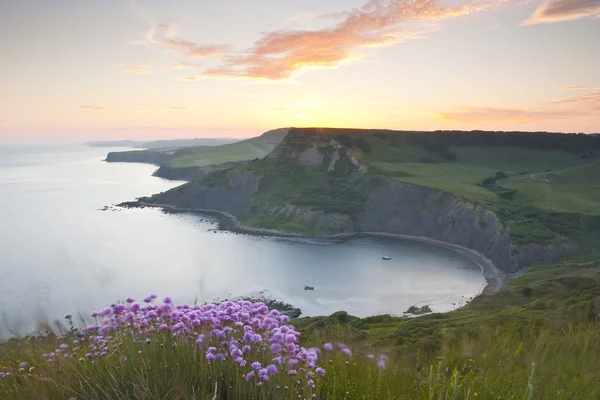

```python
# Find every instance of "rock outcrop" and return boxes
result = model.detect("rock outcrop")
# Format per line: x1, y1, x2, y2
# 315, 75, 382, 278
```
153, 161, 243, 181
106, 150, 171, 166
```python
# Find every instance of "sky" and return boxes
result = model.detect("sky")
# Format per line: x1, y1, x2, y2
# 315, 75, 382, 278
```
1, 0, 599, 142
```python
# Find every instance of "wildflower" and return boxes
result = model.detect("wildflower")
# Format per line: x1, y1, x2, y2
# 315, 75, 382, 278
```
285, 334, 297, 343
288, 369, 297, 376
257, 368, 269, 381
323, 343, 333, 351
270, 343, 282, 353
377, 360, 387, 370
256, 381, 263, 387
245, 371, 255, 381
266, 364, 278, 375
59, 344, 69, 350
126, 297, 135, 303
308, 379, 315, 388
251, 361, 262, 370
367, 354, 375, 359
163, 297, 173, 304
18, 362, 28, 369
342, 348, 352, 356
206, 353, 216, 361
316, 367, 325, 376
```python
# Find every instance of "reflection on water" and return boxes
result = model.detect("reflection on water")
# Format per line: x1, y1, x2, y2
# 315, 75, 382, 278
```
0, 145, 485, 336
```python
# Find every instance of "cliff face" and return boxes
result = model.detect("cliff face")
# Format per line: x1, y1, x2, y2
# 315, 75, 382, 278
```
355, 181, 574, 272
153, 161, 243, 181
106, 150, 171, 166
265, 128, 365, 174
146, 128, 577, 273
150, 171, 261, 217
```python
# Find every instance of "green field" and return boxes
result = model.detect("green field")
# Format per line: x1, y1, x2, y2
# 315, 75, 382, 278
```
166, 128, 287, 168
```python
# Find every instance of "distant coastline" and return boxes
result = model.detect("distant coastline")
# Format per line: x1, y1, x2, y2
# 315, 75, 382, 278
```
123, 201, 505, 296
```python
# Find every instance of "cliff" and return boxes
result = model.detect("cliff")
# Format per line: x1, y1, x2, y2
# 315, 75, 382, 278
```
144, 128, 582, 274
106, 150, 171, 166
153, 161, 243, 181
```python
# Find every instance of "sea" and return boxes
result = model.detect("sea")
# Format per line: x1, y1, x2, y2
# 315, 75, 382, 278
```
0, 144, 486, 337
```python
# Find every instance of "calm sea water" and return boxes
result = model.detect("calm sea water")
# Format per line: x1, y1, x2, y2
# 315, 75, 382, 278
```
0, 145, 485, 336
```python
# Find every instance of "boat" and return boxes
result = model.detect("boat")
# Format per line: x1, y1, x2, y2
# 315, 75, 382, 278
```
382, 245, 392, 260
304, 286, 315, 291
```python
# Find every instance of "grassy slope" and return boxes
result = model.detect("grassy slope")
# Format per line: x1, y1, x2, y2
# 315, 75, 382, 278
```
166, 129, 288, 168
205, 130, 600, 244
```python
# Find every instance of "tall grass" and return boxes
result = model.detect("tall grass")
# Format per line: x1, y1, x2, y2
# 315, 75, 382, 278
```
1, 300, 599, 399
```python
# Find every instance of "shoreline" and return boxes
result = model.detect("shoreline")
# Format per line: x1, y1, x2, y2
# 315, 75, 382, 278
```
128, 201, 505, 296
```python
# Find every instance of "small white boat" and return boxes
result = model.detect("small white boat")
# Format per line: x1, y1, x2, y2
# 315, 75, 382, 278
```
382, 256, 392, 261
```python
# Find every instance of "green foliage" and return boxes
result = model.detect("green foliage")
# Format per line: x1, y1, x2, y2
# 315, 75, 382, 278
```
241, 161, 379, 218
166, 130, 286, 168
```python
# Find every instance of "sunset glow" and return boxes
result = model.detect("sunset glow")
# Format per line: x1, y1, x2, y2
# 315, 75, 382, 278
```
1, 0, 599, 142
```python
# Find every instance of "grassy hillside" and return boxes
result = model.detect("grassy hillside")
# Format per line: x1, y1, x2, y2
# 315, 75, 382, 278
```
189, 128, 600, 245
166, 128, 289, 168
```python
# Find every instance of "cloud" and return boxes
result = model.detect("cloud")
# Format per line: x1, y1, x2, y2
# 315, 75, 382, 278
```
168, 62, 199, 70
523, 0, 600, 25
438, 91, 600, 123
137, 104, 191, 111
124, 64, 151, 75
438, 107, 576, 123
144, 0, 492, 81
146, 23, 228, 58
200, 0, 488, 80
80, 105, 106, 113
547, 91, 600, 106
562, 85, 600, 90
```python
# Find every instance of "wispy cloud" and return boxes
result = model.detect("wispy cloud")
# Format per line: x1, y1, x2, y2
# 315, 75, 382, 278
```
438, 107, 577, 123
562, 85, 600, 90
146, 23, 228, 58
137, 104, 191, 111
438, 91, 600, 123
168, 62, 199, 70
146, 0, 496, 81
124, 64, 152, 75
523, 0, 600, 25
80, 105, 106, 113
199, 0, 489, 80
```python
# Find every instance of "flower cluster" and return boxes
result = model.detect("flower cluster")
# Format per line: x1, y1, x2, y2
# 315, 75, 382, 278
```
1, 296, 388, 394
36, 296, 330, 388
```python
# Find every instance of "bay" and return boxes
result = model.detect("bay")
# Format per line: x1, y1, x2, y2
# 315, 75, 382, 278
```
0, 145, 485, 336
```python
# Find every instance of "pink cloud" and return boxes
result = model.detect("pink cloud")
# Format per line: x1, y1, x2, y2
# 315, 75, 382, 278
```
147, 24, 228, 58
439, 91, 600, 123
523, 0, 600, 25
201, 0, 486, 80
